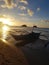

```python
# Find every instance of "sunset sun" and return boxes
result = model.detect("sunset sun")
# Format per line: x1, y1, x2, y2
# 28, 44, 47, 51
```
0, 16, 11, 39
0, 18, 12, 25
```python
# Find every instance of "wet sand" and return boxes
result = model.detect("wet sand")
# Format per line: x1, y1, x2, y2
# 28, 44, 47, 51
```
0, 39, 28, 65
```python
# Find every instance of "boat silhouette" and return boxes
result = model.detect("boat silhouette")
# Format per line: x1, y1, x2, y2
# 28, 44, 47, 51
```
11, 32, 40, 46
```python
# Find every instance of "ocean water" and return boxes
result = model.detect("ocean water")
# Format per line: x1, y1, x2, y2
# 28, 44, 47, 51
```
4, 27, 49, 45
32, 28, 49, 40
10, 27, 49, 38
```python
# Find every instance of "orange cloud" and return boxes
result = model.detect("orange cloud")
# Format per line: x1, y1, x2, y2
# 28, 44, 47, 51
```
20, 0, 28, 5
27, 9, 34, 16
1, 0, 17, 9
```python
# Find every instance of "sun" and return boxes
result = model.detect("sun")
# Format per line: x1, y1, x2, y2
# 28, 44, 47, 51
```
0, 18, 12, 25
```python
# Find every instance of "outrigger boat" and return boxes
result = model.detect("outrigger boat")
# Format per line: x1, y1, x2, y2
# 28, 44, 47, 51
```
11, 32, 40, 41
11, 32, 40, 46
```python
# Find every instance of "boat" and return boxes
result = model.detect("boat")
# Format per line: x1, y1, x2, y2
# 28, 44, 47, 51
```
10, 31, 49, 65
11, 32, 40, 41
11, 32, 40, 46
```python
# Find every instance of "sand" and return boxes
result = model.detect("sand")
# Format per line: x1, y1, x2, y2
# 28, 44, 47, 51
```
20, 39, 49, 65
0, 39, 28, 65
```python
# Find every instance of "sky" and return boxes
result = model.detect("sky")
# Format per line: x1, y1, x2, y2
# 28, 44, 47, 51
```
0, 0, 49, 28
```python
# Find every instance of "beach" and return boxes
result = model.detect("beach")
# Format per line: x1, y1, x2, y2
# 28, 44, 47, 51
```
0, 39, 28, 65
0, 27, 49, 65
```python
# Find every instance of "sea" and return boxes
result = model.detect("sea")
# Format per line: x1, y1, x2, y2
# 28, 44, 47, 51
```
3, 26, 49, 46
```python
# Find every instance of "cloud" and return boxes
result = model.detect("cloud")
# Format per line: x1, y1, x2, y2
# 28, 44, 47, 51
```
40, 19, 49, 23
45, 20, 49, 22
18, 13, 26, 16
18, 6, 26, 10
20, 0, 28, 5
27, 9, 34, 16
0, 14, 11, 19
1, 0, 17, 9
0, 15, 5, 18
37, 8, 40, 11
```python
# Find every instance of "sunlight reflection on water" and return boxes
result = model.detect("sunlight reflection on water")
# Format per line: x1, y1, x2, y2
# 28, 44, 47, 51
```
2, 25, 10, 39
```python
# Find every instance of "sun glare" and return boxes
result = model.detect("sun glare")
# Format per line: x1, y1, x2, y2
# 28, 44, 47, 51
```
0, 17, 10, 39
2, 25, 9, 31
2, 25, 9, 39
0, 18, 12, 25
